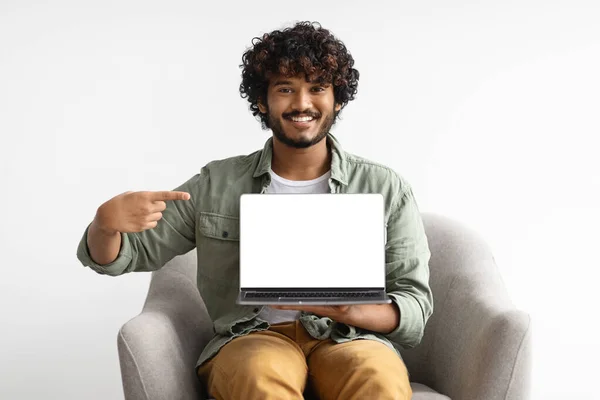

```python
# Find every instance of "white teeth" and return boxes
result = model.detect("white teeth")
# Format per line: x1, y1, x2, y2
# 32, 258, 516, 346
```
290, 116, 314, 122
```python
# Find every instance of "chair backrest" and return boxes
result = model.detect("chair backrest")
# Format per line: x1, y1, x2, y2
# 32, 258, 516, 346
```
399, 212, 512, 384
162, 247, 197, 279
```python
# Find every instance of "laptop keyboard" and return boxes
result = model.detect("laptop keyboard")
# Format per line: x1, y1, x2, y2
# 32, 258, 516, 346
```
246, 291, 381, 298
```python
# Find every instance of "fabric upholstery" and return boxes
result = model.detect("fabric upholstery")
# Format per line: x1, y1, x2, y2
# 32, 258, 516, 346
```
117, 212, 531, 400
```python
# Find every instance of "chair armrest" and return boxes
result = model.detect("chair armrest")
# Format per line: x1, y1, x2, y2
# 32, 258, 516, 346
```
118, 261, 214, 400
430, 295, 532, 400
404, 213, 532, 400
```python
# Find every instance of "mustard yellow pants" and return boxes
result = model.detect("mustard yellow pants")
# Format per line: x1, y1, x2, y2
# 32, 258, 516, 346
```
197, 320, 411, 400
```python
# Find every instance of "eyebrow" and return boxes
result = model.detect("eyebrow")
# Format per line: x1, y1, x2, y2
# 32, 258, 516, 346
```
272, 79, 327, 87
272, 80, 294, 87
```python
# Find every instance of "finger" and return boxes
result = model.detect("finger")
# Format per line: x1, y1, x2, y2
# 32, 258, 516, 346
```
147, 212, 163, 222
150, 191, 191, 202
143, 220, 158, 230
150, 201, 167, 212
299, 307, 324, 314
272, 305, 303, 311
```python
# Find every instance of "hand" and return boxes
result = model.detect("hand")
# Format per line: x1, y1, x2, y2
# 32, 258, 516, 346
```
95, 190, 191, 234
272, 305, 353, 321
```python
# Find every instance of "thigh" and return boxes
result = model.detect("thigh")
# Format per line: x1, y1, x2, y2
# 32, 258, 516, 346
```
307, 339, 412, 400
198, 330, 308, 400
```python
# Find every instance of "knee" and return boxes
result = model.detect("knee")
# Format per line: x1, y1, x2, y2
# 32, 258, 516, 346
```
358, 368, 412, 400
212, 341, 307, 393
343, 361, 411, 400
309, 341, 412, 400
228, 354, 308, 398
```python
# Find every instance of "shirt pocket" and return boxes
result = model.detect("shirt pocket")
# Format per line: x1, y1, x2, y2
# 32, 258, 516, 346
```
197, 212, 241, 291
198, 212, 240, 241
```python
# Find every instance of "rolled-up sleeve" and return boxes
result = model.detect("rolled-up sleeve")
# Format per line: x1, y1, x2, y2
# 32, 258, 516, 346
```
76, 224, 133, 276
384, 184, 433, 348
76, 172, 205, 276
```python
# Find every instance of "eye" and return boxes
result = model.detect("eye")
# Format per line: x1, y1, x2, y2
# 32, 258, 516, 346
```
278, 88, 292, 93
312, 87, 325, 92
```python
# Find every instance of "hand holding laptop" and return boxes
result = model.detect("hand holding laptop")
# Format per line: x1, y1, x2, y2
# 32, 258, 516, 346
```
272, 302, 401, 335
272, 304, 351, 318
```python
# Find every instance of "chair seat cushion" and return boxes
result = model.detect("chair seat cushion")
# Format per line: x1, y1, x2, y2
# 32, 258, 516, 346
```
411, 382, 451, 399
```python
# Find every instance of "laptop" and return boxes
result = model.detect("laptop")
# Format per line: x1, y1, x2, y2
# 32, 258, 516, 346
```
236, 193, 391, 305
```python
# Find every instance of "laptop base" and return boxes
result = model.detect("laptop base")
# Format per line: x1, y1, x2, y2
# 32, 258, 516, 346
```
236, 287, 392, 306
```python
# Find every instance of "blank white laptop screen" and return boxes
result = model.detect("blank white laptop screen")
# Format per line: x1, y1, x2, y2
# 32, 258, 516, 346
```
239, 193, 386, 288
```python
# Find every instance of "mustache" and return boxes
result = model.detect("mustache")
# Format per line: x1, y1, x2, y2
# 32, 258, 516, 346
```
283, 111, 320, 119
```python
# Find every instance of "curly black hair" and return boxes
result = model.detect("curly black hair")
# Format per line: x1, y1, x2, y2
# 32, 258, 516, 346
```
239, 21, 360, 129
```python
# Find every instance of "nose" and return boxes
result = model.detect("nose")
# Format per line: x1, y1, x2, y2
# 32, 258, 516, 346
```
291, 88, 312, 112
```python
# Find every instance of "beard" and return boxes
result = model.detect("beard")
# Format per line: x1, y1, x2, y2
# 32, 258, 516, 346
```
268, 107, 336, 149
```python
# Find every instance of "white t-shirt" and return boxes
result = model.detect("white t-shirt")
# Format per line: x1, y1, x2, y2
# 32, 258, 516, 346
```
256, 167, 331, 325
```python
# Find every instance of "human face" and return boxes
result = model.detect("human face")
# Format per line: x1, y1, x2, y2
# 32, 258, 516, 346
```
258, 74, 342, 149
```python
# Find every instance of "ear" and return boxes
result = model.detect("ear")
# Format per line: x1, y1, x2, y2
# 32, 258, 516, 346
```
258, 98, 267, 114
334, 103, 342, 112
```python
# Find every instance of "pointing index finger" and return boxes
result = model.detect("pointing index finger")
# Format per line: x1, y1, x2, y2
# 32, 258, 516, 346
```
151, 191, 191, 202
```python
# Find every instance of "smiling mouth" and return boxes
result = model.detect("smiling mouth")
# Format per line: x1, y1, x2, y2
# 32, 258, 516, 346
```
284, 115, 319, 128
287, 115, 316, 122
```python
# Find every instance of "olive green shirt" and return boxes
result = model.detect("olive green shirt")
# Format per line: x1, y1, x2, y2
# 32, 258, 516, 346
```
76, 133, 434, 370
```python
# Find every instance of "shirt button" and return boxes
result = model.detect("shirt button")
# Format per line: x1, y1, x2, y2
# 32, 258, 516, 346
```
253, 307, 260, 313
222, 231, 229, 238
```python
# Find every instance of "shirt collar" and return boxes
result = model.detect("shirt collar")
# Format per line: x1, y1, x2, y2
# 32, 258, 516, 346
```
253, 133, 349, 185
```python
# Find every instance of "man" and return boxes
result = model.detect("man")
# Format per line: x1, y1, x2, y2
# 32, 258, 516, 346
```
77, 21, 433, 400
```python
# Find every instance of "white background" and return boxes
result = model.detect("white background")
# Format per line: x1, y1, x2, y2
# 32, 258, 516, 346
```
1, 0, 598, 399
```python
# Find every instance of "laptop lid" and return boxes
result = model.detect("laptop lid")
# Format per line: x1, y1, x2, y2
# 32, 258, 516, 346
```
239, 193, 386, 289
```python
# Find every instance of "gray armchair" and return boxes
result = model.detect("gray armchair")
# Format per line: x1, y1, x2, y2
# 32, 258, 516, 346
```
117, 213, 532, 400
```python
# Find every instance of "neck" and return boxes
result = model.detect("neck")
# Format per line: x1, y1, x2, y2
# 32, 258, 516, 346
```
271, 136, 331, 181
